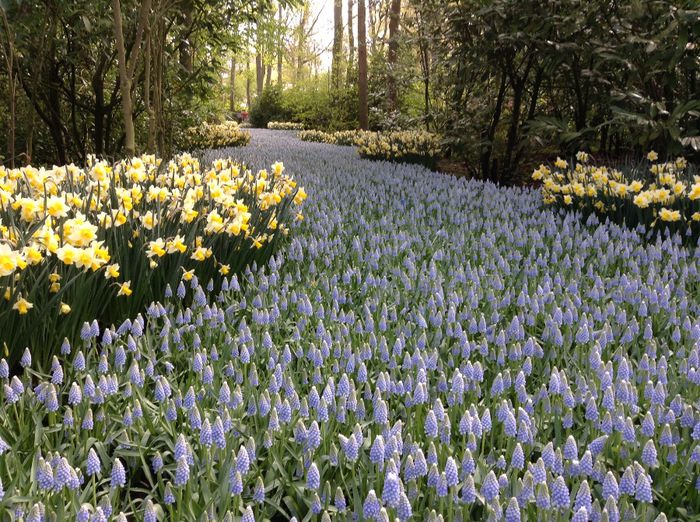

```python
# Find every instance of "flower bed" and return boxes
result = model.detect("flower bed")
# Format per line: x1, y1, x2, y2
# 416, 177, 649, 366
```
0, 154, 305, 367
181, 121, 251, 150
0, 130, 698, 521
297, 130, 335, 144
267, 121, 305, 131
355, 130, 441, 168
533, 152, 700, 239
299, 129, 441, 167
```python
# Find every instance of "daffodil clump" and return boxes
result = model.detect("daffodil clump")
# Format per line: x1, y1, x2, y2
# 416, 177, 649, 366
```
355, 130, 442, 167
297, 130, 338, 144
534, 152, 700, 239
297, 129, 373, 147
298, 129, 441, 166
0, 154, 306, 366
181, 120, 251, 150
267, 121, 305, 131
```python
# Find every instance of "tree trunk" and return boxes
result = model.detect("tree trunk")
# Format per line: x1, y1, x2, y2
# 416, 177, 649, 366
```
0, 8, 16, 167
266, 63, 272, 88
246, 56, 251, 109
502, 81, 525, 183
113, 0, 136, 157
358, 0, 368, 129
277, 4, 283, 85
481, 72, 507, 180
92, 58, 106, 156
153, 15, 166, 155
346, 0, 355, 83
368, 0, 377, 54
331, 0, 343, 90
386, 0, 401, 113
255, 51, 264, 97
144, 22, 156, 153
229, 56, 236, 112
112, 0, 151, 157
179, 0, 193, 73
295, 5, 309, 84
416, 8, 430, 130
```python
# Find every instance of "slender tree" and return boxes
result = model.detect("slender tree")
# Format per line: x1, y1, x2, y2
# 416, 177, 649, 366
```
179, 0, 194, 73
277, 3, 283, 85
112, 0, 151, 157
229, 56, 237, 112
386, 0, 400, 113
358, 0, 368, 129
0, 7, 17, 166
246, 54, 252, 109
346, 0, 355, 82
256, 50, 264, 96
331, 0, 343, 89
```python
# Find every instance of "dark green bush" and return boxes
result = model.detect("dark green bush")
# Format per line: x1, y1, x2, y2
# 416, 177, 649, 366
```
249, 86, 290, 128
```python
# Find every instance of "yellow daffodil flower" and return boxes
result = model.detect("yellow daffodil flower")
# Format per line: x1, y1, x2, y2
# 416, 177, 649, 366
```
117, 281, 133, 296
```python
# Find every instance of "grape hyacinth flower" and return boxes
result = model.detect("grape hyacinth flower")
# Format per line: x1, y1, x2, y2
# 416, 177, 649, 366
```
110, 459, 126, 489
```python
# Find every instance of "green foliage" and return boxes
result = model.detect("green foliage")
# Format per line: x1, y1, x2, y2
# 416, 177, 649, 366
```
0, 0, 299, 165
249, 79, 359, 132
249, 86, 290, 128
416, 0, 700, 183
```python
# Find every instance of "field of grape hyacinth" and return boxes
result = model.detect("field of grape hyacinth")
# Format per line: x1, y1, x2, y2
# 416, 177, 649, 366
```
1, 129, 699, 522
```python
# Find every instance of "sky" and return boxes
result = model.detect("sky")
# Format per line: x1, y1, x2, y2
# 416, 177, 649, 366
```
309, 0, 342, 71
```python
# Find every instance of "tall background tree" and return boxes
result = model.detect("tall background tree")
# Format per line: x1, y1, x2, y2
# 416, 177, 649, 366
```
0, 0, 298, 164
331, 0, 343, 90
358, 0, 368, 129
1, 0, 697, 180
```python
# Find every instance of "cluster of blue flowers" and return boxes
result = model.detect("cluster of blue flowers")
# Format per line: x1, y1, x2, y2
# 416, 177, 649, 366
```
0, 129, 698, 521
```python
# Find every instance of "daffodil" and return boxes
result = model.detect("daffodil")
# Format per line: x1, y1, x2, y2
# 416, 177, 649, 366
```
191, 246, 212, 262
0, 244, 22, 277
166, 235, 187, 254
659, 208, 681, 222
147, 239, 167, 258
105, 263, 120, 279
117, 281, 133, 297
689, 183, 700, 200
294, 188, 308, 205
13, 296, 33, 315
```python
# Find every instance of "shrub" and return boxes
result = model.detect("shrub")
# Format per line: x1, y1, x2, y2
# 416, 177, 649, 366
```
267, 121, 305, 131
0, 154, 306, 367
533, 152, 700, 239
179, 121, 250, 150
280, 83, 358, 131
249, 87, 290, 129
